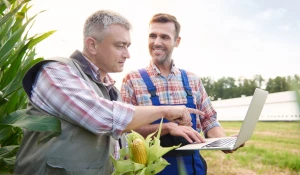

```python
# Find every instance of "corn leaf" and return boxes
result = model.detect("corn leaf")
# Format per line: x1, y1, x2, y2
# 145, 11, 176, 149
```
0, 0, 56, 172
0, 13, 38, 66
110, 155, 145, 173
0, 145, 19, 158
0, 0, 27, 26
2, 57, 43, 97
28, 30, 56, 49
0, 110, 61, 132
0, 0, 16, 13
0, 127, 12, 142
0, 17, 14, 41
145, 157, 170, 174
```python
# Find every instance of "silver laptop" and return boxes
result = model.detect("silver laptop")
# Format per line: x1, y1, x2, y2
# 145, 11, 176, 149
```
176, 88, 268, 151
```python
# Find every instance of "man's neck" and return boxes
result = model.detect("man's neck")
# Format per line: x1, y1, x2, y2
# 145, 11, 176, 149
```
99, 73, 107, 83
82, 51, 107, 83
154, 61, 172, 78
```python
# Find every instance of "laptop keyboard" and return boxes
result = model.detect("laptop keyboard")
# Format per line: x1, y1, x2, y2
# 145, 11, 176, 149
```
202, 137, 237, 148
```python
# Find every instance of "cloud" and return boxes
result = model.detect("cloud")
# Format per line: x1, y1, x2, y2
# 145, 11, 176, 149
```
256, 8, 286, 21
28, 0, 300, 90
223, 16, 258, 32
297, 21, 300, 29
278, 25, 290, 31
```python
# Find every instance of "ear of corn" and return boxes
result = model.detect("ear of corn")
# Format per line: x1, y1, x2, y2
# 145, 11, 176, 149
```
132, 138, 147, 165
110, 118, 180, 175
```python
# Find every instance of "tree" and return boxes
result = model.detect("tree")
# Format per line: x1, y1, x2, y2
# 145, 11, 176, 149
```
210, 77, 239, 100
266, 76, 289, 93
201, 76, 215, 99
253, 74, 264, 89
203, 74, 298, 101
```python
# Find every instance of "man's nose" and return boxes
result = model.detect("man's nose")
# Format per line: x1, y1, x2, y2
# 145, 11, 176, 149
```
154, 37, 162, 45
123, 48, 130, 59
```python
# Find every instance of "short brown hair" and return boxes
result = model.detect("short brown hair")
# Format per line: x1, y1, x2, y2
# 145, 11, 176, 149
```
149, 13, 181, 39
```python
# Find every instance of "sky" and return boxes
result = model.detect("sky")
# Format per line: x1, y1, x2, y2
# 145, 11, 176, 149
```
29, 0, 300, 89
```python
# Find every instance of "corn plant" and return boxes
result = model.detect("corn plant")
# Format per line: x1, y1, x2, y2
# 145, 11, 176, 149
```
0, 0, 60, 173
110, 118, 180, 175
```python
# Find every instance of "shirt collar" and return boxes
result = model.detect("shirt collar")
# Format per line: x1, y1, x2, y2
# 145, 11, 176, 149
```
148, 59, 181, 76
83, 55, 116, 86
70, 50, 116, 87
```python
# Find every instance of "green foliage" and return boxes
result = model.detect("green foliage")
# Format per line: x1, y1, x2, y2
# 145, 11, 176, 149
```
0, 0, 60, 172
202, 74, 300, 100
111, 118, 180, 175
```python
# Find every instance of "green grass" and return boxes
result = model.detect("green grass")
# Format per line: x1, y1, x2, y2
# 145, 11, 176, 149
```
201, 121, 300, 175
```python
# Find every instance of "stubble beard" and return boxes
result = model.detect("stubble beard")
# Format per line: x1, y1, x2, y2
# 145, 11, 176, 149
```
156, 52, 173, 66
151, 50, 172, 65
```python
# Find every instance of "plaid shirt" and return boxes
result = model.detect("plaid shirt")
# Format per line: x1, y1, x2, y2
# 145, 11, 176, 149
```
121, 60, 220, 135
30, 55, 135, 159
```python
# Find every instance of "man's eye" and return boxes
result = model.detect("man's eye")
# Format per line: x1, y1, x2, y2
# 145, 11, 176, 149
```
162, 36, 169, 39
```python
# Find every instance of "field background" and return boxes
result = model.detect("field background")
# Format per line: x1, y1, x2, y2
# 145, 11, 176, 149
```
200, 122, 300, 175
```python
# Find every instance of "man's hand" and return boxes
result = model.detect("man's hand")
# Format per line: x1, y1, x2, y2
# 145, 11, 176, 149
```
167, 123, 206, 144
164, 106, 205, 126
222, 134, 245, 154
127, 106, 204, 132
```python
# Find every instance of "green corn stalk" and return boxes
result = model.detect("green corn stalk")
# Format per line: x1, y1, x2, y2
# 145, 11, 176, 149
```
0, 0, 59, 172
110, 118, 180, 175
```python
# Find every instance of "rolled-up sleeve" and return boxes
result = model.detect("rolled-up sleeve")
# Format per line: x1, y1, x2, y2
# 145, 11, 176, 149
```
111, 101, 135, 139
196, 79, 221, 136
31, 62, 135, 139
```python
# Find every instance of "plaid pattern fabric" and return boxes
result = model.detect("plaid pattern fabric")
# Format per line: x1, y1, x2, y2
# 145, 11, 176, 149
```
121, 61, 220, 135
30, 59, 135, 159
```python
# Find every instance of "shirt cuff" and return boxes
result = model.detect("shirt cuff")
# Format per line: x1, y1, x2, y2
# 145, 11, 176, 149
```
203, 120, 221, 137
111, 101, 135, 139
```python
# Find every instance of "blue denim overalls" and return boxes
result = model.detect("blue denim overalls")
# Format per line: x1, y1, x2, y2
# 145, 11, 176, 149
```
138, 69, 207, 175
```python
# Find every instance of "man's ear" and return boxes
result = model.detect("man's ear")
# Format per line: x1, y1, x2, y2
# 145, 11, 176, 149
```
85, 37, 97, 55
175, 36, 181, 47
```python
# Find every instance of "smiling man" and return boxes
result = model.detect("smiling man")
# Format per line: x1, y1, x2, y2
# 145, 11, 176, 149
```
14, 10, 203, 175
121, 13, 244, 175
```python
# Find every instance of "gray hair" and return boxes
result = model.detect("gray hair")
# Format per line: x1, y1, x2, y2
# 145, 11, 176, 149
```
83, 10, 132, 42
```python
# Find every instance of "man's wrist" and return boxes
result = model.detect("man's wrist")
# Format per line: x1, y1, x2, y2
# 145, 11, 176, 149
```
165, 122, 178, 134
157, 106, 169, 120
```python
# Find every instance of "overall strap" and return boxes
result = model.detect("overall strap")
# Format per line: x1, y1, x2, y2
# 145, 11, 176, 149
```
138, 69, 161, 105
179, 69, 194, 105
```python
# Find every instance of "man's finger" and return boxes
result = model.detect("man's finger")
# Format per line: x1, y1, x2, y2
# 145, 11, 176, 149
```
187, 108, 205, 116
190, 131, 205, 143
174, 118, 190, 125
179, 121, 192, 126
181, 133, 193, 143
180, 126, 206, 143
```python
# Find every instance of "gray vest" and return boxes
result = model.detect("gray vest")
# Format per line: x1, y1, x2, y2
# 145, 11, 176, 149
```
14, 56, 125, 175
